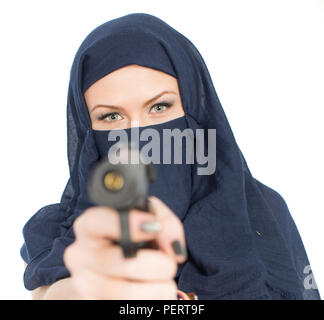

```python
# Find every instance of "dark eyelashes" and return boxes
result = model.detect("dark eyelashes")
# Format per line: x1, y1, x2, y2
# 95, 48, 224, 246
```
150, 101, 173, 111
98, 111, 118, 121
156, 101, 172, 108
97, 101, 173, 121
155, 101, 173, 108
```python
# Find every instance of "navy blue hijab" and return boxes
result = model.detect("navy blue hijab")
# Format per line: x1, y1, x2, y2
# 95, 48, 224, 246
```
20, 13, 320, 299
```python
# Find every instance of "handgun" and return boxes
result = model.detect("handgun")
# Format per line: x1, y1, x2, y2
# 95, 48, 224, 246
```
87, 142, 156, 258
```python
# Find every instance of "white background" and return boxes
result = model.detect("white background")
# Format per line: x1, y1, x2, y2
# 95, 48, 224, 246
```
0, 0, 323, 299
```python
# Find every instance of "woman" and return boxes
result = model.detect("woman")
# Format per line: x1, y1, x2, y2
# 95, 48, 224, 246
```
20, 13, 321, 300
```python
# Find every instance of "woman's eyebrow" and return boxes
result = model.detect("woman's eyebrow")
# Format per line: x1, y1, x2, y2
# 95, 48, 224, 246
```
90, 90, 176, 113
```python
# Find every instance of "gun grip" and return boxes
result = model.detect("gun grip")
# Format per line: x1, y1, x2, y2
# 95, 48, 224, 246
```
119, 209, 157, 258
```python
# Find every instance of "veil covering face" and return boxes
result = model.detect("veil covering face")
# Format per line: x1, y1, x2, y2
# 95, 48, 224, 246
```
20, 13, 320, 300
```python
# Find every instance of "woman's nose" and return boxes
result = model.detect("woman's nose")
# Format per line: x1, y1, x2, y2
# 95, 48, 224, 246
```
127, 116, 148, 128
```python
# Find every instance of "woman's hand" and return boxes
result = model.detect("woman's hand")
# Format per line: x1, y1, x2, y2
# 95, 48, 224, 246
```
63, 196, 187, 300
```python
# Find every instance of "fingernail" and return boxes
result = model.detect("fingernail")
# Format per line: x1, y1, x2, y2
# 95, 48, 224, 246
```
172, 240, 187, 259
140, 220, 161, 233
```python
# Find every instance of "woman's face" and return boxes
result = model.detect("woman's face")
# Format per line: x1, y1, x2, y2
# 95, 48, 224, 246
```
84, 64, 185, 130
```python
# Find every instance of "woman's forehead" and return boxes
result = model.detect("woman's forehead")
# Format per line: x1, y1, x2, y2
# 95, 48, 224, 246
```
84, 65, 179, 97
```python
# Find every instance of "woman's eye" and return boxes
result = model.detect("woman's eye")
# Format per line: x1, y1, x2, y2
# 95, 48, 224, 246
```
99, 112, 122, 122
150, 102, 172, 113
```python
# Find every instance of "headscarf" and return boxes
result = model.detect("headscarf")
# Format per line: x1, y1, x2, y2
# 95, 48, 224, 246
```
20, 13, 320, 300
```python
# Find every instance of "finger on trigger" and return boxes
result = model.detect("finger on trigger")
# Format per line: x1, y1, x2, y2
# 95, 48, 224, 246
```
73, 206, 160, 244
